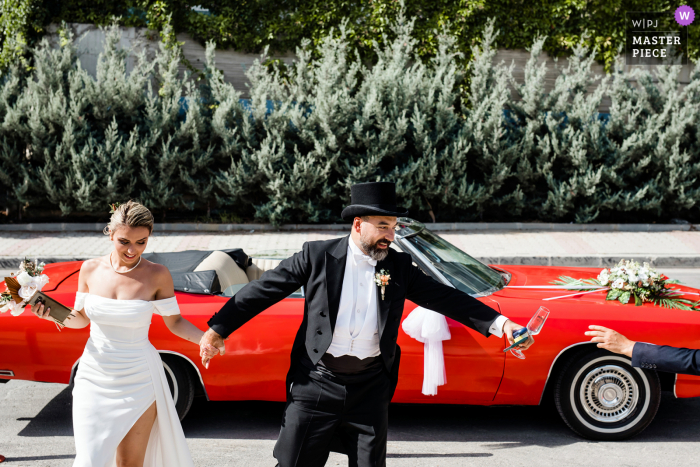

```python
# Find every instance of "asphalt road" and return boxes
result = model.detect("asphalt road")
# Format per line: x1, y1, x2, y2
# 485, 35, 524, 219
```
2, 379, 700, 467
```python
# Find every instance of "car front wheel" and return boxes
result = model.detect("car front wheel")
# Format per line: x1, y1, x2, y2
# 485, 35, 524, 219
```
554, 348, 661, 440
160, 354, 196, 421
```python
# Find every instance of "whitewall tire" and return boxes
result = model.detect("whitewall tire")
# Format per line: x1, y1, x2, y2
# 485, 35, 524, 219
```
554, 348, 661, 440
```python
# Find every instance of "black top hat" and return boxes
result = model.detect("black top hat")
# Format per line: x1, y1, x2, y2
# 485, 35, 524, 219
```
341, 182, 408, 221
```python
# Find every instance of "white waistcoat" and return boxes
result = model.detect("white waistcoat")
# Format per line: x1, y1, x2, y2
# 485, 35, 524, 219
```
326, 239, 381, 359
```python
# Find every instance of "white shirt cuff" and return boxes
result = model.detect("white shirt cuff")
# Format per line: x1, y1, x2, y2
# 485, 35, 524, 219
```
489, 315, 509, 338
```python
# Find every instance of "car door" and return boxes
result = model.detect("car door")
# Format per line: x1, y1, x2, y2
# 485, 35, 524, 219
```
392, 225, 509, 404
393, 296, 506, 404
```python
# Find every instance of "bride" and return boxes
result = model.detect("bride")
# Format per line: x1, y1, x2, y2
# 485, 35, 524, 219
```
31, 201, 217, 467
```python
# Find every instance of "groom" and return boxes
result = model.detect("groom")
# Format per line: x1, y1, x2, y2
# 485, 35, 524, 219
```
200, 182, 532, 467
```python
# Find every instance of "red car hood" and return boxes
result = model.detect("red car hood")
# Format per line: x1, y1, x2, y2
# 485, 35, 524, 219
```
490, 264, 699, 307
42, 261, 83, 291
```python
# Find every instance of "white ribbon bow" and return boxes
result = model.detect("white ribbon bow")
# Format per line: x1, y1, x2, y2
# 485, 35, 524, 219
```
401, 306, 451, 396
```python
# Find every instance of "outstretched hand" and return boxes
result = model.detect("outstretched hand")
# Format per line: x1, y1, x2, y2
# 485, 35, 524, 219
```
503, 319, 534, 350
199, 328, 226, 369
585, 325, 636, 357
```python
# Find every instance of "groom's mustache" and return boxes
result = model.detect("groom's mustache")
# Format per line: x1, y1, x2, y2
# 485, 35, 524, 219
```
372, 240, 391, 248
360, 236, 391, 260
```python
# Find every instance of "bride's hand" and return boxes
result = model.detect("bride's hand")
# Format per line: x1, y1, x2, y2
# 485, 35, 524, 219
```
202, 345, 219, 361
200, 328, 225, 369
31, 302, 51, 320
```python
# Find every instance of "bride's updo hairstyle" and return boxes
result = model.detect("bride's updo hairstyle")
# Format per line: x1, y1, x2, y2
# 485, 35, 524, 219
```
103, 200, 155, 236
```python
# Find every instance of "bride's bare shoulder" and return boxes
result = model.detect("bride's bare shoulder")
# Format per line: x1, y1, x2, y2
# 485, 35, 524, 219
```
77, 258, 107, 289
142, 259, 171, 277
80, 257, 106, 274
139, 261, 173, 298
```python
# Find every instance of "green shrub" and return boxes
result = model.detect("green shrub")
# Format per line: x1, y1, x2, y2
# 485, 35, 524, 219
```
1, 14, 699, 225
0, 23, 223, 216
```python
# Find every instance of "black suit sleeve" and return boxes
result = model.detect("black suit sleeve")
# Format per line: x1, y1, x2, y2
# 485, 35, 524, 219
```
207, 242, 311, 338
632, 342, 700, 376
405, 263, 502, 337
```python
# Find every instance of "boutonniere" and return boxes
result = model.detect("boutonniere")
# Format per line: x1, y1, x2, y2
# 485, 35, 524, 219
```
374, 269, 390, 300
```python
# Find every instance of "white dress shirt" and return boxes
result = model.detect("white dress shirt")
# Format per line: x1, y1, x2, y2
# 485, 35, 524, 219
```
327, 239, 382, 359
327, 238, 510, 359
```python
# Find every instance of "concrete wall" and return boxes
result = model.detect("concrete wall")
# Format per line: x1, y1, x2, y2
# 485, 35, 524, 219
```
48, 23, 694, 108
178, 32, 297, 97
47, 23, 296, 98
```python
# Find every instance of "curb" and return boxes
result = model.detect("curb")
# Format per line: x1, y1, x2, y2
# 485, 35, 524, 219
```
0, 222, 695, 233
3, 255, 700, 269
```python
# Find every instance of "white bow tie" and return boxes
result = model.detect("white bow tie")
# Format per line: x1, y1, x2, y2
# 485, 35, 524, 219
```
354, 253, 377, 267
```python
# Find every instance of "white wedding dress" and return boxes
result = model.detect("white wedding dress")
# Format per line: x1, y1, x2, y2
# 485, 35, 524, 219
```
71, 292, 195, 467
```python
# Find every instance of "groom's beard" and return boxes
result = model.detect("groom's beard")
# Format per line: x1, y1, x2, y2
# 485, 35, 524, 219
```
359, 235, 390, 262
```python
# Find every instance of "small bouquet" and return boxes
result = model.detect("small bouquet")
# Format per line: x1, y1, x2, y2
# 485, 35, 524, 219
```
0, 259, 49, 316
552, 259, 698, 310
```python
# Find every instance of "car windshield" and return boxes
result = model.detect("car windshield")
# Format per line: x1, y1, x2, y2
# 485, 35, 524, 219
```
395, 218, 505, 295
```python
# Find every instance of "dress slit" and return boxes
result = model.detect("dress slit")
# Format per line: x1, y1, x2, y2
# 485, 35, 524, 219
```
118, 398, 158, 446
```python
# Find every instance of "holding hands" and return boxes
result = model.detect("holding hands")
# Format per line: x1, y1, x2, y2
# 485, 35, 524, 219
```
199, 328, 226, 368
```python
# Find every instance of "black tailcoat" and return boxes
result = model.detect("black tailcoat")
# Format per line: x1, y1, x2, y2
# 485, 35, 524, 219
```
208, 235, 502, 372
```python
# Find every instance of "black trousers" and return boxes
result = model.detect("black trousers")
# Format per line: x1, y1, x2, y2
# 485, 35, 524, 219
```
273, 356, 397, 467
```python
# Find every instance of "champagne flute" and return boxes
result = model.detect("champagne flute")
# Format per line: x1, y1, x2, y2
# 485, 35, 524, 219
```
504, 306, 550, 360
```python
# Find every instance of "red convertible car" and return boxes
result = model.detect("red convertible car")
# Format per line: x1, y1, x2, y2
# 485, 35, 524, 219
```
2, 218, 700, 441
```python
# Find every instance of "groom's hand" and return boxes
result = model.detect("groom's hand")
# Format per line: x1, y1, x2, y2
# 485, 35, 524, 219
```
585, 325, 635, 357
200, 328, 226, 369
503, 319, 534, 350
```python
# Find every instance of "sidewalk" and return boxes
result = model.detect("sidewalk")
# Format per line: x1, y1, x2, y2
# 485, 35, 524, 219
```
1, 228, 699, 268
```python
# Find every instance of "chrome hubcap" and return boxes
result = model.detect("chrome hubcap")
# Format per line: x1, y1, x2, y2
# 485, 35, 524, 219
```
580, 364, 638, 423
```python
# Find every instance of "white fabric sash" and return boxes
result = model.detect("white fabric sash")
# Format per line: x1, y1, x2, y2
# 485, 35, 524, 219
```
401, 306, 451, 396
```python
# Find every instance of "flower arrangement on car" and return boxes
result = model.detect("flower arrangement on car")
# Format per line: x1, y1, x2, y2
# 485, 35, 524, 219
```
552, 259, 699, 310
0, 259, 49, 316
